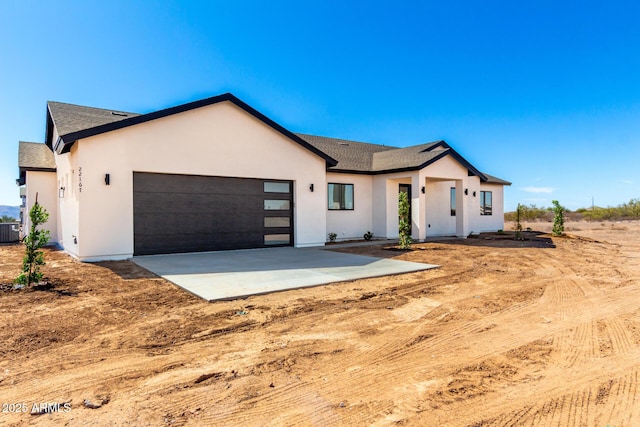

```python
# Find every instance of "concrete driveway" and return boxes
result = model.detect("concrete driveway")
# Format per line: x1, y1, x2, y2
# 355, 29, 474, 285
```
133, 247, 438, 301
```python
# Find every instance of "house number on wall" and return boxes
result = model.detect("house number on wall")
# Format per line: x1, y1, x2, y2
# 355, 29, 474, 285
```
78, 167, 82, 193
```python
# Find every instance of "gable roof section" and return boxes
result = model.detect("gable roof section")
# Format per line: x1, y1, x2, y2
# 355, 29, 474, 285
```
18, 141, 56, 172
45, 94, 337, 166
296, 134, 505, 182
45, 102, 140, 150
295, 133, 395, 172
17, 141, 56, 185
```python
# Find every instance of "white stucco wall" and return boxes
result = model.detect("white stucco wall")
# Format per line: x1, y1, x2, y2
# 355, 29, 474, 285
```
53, 137, 81, 258
424, 180, 457, 236
471, 183, 505, 232
24, 171, 58, 244
326, 173, 373, 241
57, 101, 328, 261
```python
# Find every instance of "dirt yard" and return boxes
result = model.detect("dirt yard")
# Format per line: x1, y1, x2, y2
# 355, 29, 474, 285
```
1, 221, 640, 426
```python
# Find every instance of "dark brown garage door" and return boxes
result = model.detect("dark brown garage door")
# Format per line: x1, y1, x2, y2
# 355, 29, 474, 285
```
133, 172, 293, 255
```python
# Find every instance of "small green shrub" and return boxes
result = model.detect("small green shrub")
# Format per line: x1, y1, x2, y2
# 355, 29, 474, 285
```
514, 203, 523, 239
363, 231, 373, 241
15, 196, 50, 286
398, 192, 412, 249
551, 200, 565, 236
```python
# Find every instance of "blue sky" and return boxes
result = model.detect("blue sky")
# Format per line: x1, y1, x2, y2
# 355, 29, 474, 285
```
1, 1, 639, 211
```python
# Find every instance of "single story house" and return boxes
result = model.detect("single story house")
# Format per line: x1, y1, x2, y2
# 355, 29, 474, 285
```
17, 93, 510, 261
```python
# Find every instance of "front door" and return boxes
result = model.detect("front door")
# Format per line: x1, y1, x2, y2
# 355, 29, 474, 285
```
398, 184, 412, 234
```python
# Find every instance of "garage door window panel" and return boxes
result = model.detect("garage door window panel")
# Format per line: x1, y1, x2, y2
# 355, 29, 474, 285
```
264, 217, 290, 227
264, 234, 291, 245
264, 182, 291, 193
264, 200, 291, 210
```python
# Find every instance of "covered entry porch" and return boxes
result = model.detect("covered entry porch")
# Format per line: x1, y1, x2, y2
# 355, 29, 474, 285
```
372, 155, 479, 241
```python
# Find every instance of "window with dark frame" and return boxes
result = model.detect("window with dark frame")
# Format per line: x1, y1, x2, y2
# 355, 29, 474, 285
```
450, 187, 456, 216
328, 183, 354, 210
480, 191, 493, 215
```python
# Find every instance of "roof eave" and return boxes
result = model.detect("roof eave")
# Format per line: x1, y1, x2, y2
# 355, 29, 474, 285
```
485, 179, 512, 186
19, 166, 56, 173
329, 166, 429, 175
329, 147, 491, 177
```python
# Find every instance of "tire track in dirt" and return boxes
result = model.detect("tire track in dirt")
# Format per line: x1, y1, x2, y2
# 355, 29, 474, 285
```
201, 380, 343, 426
345, 250, 552, 370
594, 370, 639, 427
336, 288, 640, 426
553, 321, 597, 368
604, 317, 635, 355
459, 361, 640, 426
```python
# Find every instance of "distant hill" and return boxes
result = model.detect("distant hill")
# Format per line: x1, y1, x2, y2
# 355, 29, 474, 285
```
0, 205, 20, 221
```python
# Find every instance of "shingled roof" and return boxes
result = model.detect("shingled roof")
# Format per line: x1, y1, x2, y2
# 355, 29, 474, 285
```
481, 173, 511, 185
17, 141, 56, 185
47, 101, 140, 139
18, 141, 56, 171
295, 133, 395, 172
295, 134, 509, 183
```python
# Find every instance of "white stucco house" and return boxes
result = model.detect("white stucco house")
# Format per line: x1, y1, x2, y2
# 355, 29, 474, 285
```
17, 93, 510, 261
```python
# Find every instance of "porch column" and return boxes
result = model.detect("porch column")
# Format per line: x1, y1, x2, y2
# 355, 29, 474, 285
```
455, 180, 467, 237
413, 174, 426, 241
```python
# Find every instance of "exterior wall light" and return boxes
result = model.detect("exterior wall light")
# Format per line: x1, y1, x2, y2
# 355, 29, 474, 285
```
105, 173, 110, 185
473, 191, 477, 197
421, 186, 426, 194
309, 184, 314, 192
464, 188, 468, 195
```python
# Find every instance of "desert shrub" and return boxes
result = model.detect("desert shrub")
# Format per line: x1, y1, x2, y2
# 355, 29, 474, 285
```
15, 197, 50, 286
363, 231, 373, 241
327, 232, 337, 242
505, 204, 549, 222
620, 198, 640, 218
580, 198, 640, 221
398, 191, 412, 249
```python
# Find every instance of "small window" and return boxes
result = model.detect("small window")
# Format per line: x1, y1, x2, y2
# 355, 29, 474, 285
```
264, 234, 290, 245
450, 187, 456, 216
264, 182, 290, 193
264, 200, 290, 210
328, 183, 354, 210
480, 191, 492, 215
264, 217, 290, 228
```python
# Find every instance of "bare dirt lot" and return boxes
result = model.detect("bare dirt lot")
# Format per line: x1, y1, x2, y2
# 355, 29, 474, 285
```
1, 220, 640, 426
